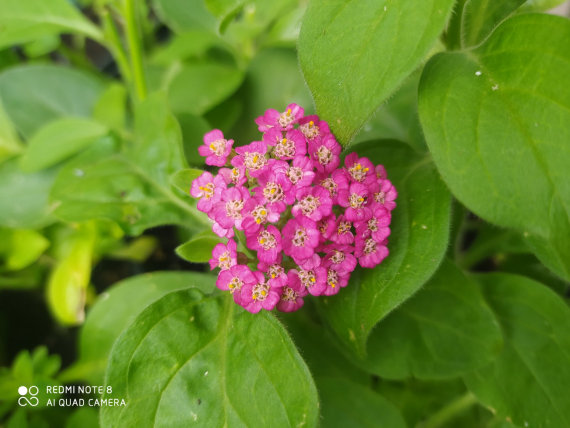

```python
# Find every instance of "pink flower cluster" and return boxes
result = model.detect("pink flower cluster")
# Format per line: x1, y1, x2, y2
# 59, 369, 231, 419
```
190, 104, 396, 313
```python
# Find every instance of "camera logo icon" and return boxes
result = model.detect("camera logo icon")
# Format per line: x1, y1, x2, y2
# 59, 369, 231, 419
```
18, 386, 39, 407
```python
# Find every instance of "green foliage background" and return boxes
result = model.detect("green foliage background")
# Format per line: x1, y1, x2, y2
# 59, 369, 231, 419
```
0, 0, 569, 427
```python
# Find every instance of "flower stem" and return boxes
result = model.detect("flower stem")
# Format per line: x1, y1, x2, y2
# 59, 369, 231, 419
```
100, 8, 131, 83
420, 392, 478, 428
123, 0, 147, 101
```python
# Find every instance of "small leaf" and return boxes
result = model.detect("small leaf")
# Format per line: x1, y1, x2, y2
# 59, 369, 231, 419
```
318, 140, 452, 357
298, 0, 455, 144
0, 228, 50, 271
176, 233, 220, 263
169, 168, 204, 195
152, 0, 218, 33
362, 260, 503, 379
0, 159, 56, 229
465, 273, 570, 428
318, 377, 407, 428
0, 0, 102, 50
100, 290, 318, 427
20, 118, 108, 172
66, 271, 215, 384
0, 100, 23, 164
47, 222, 96, 325
0, 65, 104, 138
419, 14, 570, 280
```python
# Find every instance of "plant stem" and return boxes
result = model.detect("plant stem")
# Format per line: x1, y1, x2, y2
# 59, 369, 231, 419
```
100, 8, 132, 83
420, 392, 478, 428
123, 0, 147, 101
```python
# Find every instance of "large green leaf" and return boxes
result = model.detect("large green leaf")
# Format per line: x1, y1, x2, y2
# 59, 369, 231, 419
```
20, 118, 108, 172
362, 260, 502, 379
419, 14, 570, 280
448, 0, 526, 49
100, 290, 318, 428
318, 140, 452, 357
0, 65, 104, 138
319, 377, 406, 428
63, 271, 215, 384
298, 0, 455, 144
50, 94, 208, 235
0, 158, 56, 229
0, 0, 102, 50
167, 62, 244, 116
465, 273, 570, 428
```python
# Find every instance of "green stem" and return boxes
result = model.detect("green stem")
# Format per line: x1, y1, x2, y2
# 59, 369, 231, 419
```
420, 392, 478, 428
123, 0, 147, 101
100, 8, 131, 83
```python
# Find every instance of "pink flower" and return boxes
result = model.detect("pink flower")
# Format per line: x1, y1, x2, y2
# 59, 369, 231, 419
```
371, 179, 398, 211
292, 186, 332, 222
258, 260, 288, 288
241, 197, 280, 234
198, 129, 234, 166
330, 215, 354, 244
190, 171, 226, 214
308, 134, 341, 173
233, 141, 268, 177
322, 244, 357, 274
209, 239, 237, 270
298, 115, 331, 142
253, 168, 292, 213
354, 208, 391, 242
288, 266, 327, 296
316, 169, 349, 204
316, 214, 337, 243
338, 182, 372, 222
241, 271, 281, 313
277, 285, 305, 312
255, 103, 304, 132
323, 266, 350, 296
219, 165, 247, 186
355, 237, 389, 268
271, 129, 307, 160
246, 225, 282, 264
282, 216, 320, 263
216, 264, 256, 304
212, 186, 250, 230
344, 153, 375, 185
286, 156, 315, 192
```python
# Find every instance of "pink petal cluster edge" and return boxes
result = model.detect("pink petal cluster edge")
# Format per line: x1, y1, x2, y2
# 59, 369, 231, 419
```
190, 104, 397, 313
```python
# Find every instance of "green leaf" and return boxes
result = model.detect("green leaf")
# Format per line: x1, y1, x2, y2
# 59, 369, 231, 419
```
170, 168, 204, 195
521, 0, 568, 11
0, 158, 56, 229
465, 273, 570, 428
361, 260, 502, 379
176, 233, 221, 263
47, 221, 96, 325
167, 62, 244, 116
0, 228, 49, 271
319, 377, 407, 428
0, 0, 102, 50
93, 83, 127, 131
150, 31, 225, 65
0, 100, 23, 164
230, 48, 313, 144
298, 0, 455, 144
454, 0, 526, 48
100, 290, 318, 428
418, 14, 570, 280
177, 113, 211, 165
65, 271, 215, 384
318, 140, 452, 357
0, 65, 104, 138
354, 70, 426, 152
50, 94, 209, 235
152, 0, 217, 33
20, 118, 108, 172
